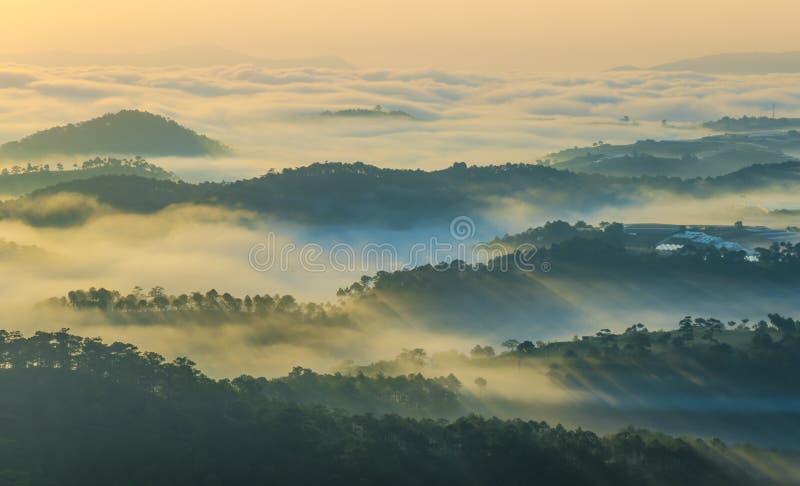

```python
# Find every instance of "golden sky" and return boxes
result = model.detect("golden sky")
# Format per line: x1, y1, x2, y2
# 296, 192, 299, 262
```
2, 0, 800, 70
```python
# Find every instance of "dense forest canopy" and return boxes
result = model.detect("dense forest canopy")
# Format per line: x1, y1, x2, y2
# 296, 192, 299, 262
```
488, 313, 800, 388
4, 160, 800, 227
328, 222, 800, 334
337, 220, 800, 285
0, 327, 794, 485
47, 281, 800, 390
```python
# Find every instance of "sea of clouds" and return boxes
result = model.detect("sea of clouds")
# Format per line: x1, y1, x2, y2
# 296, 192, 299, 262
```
2, 63, 800, 312
2, 64, 800, 378
2, 64, 800, 180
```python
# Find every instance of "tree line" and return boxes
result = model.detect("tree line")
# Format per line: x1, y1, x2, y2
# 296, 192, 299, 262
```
16, 160, 800, 228
0, 156, 169, 177
0, 328, 777, 485
337, 227, 800, 299
48, 286, 351, 326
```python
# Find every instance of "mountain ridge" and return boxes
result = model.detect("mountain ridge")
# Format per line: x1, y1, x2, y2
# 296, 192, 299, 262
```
613, 51, 800, 74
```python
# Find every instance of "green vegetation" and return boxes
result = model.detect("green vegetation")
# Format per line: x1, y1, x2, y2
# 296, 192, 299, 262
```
341, 314, 800, 450
491, 219, 605, 250
493, 314, 800, 389
0, 328, 787, 485
0, 110, 231, 159
334, 221, 800, 334
342, 313, 800, 399
7, 160, 800, 227
46, 286, 352, 327
554, 152, 713, 177
0, 156, 176, 196
705, 116, 800, 132
0, 172, 203, 226
491, 220, 800, 264
343, 221, 800, 301
544, 132, 800, 177
320, 105, 415, 119
235, 367, 466, 418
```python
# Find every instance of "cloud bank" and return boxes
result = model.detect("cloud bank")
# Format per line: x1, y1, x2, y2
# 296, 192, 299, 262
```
2, 64, 800, 180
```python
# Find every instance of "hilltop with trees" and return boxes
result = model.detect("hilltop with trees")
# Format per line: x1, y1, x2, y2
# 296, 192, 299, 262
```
0, 156, 176, 196
704, 116, 800, 132
335, 221, 800, 334
5, 160, 800, 227
543, 131, 800, 177
0, 110, 231, 160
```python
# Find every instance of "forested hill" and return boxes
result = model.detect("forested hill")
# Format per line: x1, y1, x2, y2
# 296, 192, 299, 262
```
544, 131, 800, 177
0, 328, 787, 485
13, 162, 638, 225
10, 160, 800, 227
0, 110, 231, 159
336, 226, 800, 334
705, 116, 800, 132
0, 157, 176, 196
712, 161, 800, 190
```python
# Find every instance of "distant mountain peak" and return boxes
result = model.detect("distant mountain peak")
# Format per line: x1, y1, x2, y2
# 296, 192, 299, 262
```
648, 51, 800, 74
610, 52, 800, 74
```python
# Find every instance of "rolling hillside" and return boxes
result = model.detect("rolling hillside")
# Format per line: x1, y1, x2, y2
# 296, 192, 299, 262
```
0, 110, 231, 159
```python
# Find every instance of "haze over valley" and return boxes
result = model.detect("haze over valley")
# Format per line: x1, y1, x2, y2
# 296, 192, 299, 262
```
3, 2, 800, 483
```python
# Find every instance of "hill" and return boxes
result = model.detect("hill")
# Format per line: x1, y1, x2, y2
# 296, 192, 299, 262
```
0, 327, 789, 485
0, 157, 176, 197
6, 160, 800, 227
712, 161, 800, 191
337, 222, 800, 336
704, 116, 800, 132
320, 106, 416, 120
0, 110, 231, 160
545, 132, 800, 177
13, 162, 635, 225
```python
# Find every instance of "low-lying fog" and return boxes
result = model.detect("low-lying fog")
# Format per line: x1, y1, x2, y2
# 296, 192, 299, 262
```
0, 188, 797, 377
4, 65, 800, 180
1, 64, 800, 449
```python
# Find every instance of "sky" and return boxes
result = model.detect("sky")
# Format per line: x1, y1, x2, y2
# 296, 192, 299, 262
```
2, 0, 800, 70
